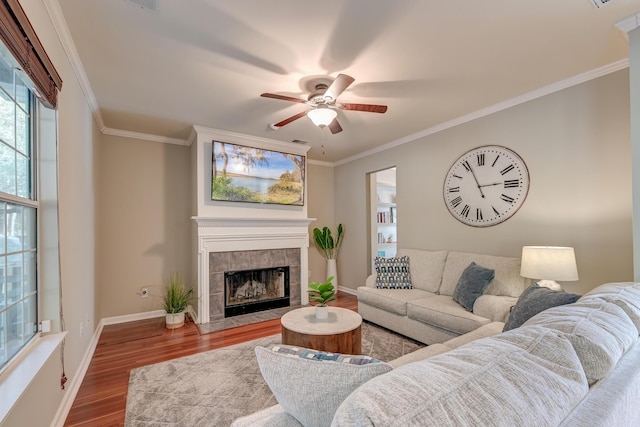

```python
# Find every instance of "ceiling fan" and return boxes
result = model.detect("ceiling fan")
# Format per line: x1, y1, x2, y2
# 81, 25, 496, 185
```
261, 74, 388, 134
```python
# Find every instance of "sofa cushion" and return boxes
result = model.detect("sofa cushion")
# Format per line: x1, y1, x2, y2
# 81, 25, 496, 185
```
452, 262, 495, 311
582, 282, 640, 334
523, 300, 637, 384
357, 286, 434, 316
332, 327, 588, 426
396, 249, 448, 293
441, 321, 505, 349
255, 344, 392, 427
230, 404, 302, 427
374, 256, 412, 289
472, 294, 518, 322
389, 343, 451, 368
503, 283, 581, 331
407, 294, 491, 335
440, 251, 526, 297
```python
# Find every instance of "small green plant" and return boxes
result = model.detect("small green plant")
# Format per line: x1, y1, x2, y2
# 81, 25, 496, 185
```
308, 276, 336, 307
163, 273, 193, 314
312, 224, 344, 260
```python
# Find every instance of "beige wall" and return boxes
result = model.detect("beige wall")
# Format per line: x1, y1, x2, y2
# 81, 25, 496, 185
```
3, 1, 100, 426
307, 162, 335, 284
335, 70, 632, 296
96, 136, 192, 318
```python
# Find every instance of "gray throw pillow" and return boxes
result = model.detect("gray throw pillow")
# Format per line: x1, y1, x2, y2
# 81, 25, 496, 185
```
452, 262, 495, 311
503, 283, 581, 331
255, 344, 392, 427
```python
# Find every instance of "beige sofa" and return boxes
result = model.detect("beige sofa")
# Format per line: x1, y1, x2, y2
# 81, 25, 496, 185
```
358, 248, 530, 344
234, 282, 640, 426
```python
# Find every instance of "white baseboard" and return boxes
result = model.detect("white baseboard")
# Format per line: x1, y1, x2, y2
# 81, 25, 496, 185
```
101, 309, 166, 326
51, 309, 166, 426
338, 286, 358, 296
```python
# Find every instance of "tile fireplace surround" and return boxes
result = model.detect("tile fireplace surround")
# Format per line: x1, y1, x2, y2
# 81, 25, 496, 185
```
192, 217, 314, 324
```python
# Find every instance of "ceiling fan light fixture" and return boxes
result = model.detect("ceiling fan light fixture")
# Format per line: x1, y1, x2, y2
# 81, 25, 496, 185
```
307, 107, 337, 127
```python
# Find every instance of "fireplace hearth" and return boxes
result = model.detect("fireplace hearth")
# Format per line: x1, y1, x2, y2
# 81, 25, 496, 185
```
224, 266, 290, 317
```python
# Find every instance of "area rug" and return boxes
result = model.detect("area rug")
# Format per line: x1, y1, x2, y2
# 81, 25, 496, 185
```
124, 322, 424, 427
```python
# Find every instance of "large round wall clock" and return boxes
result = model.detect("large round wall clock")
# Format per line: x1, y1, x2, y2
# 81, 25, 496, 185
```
443, 145, 530, 227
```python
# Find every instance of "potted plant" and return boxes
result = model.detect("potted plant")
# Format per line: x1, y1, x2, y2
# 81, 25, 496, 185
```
308, 276, 336, 319
163, 272, 193, 329
312, 224, 344, 287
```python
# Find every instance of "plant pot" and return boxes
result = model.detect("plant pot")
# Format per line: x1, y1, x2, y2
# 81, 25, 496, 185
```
315, 305, 329, 320
166, 311, 185, 329
327, 259, 338, 288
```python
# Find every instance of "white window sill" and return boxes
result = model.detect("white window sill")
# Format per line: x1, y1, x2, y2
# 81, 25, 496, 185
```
0, 332, 66, 423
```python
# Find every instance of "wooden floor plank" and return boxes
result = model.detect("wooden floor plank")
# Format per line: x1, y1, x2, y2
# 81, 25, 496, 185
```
63, 292, 358, 426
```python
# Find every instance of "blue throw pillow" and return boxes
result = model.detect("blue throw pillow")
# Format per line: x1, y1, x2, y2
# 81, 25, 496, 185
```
452, 262, 495, 311
503, 283, 581, 331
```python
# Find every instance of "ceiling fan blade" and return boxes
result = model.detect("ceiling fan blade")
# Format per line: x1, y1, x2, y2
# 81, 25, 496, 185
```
261, 93, 307, 104
340, 103, 388, 113
328, 118, 343, 134
272, 111, 308, 128
324, 74, 355, 101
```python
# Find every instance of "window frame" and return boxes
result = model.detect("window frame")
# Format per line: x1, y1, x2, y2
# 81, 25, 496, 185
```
0, 66, 38, 371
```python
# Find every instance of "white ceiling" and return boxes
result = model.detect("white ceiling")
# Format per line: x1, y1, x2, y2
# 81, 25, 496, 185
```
55, 0, 639, 162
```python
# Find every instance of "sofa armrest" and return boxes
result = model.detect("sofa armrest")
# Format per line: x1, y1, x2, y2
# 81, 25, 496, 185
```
230, 404, 302, 427
473, 295, 517, 322
365, 274, 376, 288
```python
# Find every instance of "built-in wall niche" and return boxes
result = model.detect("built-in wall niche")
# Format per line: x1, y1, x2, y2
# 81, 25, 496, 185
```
368, 167, 397, 273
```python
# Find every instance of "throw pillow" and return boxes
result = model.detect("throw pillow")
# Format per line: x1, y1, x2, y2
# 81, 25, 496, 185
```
375, 256, 412, 289
452, 262, 495, 311
255, 344, 392, 427
503, 283, 580, 331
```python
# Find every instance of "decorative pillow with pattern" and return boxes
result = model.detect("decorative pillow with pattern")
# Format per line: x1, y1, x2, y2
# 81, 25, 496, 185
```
255, 344, 392, 427
375, 256, 412, 289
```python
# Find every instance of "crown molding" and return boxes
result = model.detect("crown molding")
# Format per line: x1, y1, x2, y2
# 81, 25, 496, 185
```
335, 58, 630, 166
616, 13, 640, 34
43, 0, 105, 131
102, 127, 190, 146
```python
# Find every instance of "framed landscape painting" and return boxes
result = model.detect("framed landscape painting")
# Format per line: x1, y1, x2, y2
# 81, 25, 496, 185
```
211, 141, 305, 206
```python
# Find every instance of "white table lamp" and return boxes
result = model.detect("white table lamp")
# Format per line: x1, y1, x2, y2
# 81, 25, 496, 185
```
520, 246, 578, 291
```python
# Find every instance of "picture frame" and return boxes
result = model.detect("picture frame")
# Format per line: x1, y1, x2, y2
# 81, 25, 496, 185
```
211, 141, 305, 206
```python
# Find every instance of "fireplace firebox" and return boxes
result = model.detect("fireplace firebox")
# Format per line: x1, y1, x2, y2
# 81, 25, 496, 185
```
224, 266, 290, 317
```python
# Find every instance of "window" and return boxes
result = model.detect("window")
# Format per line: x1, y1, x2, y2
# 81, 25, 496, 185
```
0, 53, 36, 370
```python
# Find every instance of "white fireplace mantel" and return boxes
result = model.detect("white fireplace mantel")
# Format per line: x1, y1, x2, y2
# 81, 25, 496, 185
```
192, 216, 316, 323
192, 216, 316, 228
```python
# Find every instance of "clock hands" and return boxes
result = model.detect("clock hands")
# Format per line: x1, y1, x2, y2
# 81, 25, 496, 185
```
465, 162, 485, 198
478, 182, 502, 188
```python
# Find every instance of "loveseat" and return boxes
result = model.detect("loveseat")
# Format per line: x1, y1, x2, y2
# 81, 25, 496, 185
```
233, 282, 640, 426
358, 248, 529, 344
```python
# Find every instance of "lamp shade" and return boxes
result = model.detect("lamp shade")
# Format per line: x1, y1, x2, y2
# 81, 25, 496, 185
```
307, 107, 337, 127
520, 246, 579, 281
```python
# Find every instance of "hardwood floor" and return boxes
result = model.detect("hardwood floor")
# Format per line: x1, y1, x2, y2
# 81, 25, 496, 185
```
63, 292, 358, 427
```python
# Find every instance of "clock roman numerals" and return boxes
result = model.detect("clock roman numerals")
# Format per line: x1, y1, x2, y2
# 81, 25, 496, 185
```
477, 153, 485, 166
462, 160, 472, 172
448, 186, 460, 193
461, 204, 470, 217
500, 164, 515, 175
451, 196, 463, 208
504, 179, 519, 188
500, 194, 515, 203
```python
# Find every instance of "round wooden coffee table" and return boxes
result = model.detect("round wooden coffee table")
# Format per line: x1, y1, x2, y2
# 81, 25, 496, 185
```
281, 306, 362, 354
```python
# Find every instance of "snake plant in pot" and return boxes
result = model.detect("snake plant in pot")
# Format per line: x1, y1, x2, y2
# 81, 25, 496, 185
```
308, 276, 336, 319
312, 224, 344, 287
163, 272, 193, 329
